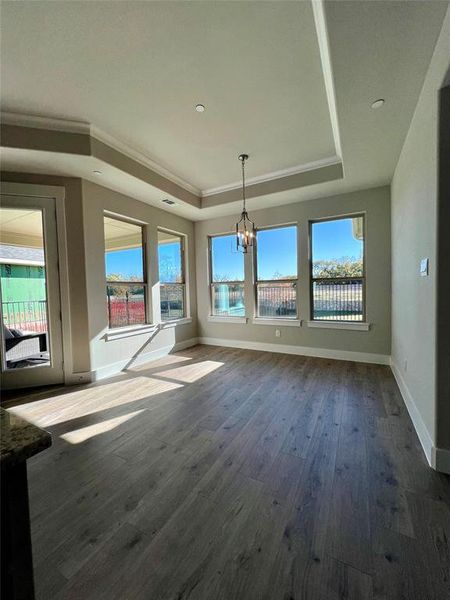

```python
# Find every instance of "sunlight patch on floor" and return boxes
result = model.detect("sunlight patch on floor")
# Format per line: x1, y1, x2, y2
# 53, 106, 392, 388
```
153, 360, 224, 383
60, 409, 146, 444
126, 354, 193, 372
7, 376, 183, 427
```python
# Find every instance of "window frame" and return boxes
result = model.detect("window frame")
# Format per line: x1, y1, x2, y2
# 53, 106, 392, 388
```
309, 213, 366, 323
157, 227, 187, 322
208, 232, 245, 318
104, 213, 148, 329
253, 223, 299, 320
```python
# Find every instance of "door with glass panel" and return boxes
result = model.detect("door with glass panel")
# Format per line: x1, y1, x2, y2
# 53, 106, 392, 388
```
0, 195, 64, 388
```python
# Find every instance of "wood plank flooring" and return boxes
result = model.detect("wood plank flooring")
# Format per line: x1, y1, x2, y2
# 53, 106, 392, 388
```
3, 344, 450, 600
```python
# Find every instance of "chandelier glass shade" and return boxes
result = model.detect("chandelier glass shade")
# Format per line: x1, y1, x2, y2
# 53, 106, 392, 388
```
235, 154, 256, 253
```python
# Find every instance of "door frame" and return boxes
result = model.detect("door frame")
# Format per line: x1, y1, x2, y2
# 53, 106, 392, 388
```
0, 182, 73, 385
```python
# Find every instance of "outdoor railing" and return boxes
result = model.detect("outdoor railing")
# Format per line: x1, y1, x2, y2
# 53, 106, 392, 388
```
211, 283, 245, 317
106, 287, 146, 328
160, 283, 185, 321
312, 278, 364, 321
2, 300, 48, 333
210, 279, 364, 321
256, 282, 297, 318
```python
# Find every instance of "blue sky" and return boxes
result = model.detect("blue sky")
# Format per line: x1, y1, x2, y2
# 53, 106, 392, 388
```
312, 218, 363, 262
158, 242, 182, 282
105, 248, 143, 280
211, 235, 245, 281
105, 242, 182, 282
106, 219, 362, 281
256, 226, 297, 279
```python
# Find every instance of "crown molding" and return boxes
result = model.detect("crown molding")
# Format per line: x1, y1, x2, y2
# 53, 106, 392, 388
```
201, 155, 341, 197
1, 111, 90, 134
90, 126, 201, 196
1, 111, 201, 197
311, 0, 343, 162
1, 111, 342, 204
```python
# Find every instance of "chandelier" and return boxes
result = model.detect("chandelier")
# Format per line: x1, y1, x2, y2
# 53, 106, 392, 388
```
235, 153, 256, 253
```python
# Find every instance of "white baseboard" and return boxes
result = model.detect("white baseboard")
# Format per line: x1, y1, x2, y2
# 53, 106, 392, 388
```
91, 337, 198, 381
390, 358, 434, 466
198, 336, 390, 365
433, 446, 450, 474
390, 358, 449, 474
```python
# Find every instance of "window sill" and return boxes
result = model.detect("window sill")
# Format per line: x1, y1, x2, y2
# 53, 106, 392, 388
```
306, 320, 370, 331
105, 323, 158, 341
160, 317, 192, 328
207, 316, 248, 324
252, 318, 301, 327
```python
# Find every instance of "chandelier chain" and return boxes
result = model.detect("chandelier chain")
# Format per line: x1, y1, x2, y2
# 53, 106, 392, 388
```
242, 157, 246, 211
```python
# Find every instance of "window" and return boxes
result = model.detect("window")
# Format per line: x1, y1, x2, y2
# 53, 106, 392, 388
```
255, 225, 298, 318
104, 215, 146, 328
310, 215, 365, 321
209, 234, 245, 317
158, 230, 186, 321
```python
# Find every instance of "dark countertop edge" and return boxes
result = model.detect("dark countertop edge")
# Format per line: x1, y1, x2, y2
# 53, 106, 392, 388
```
0, 408, 52, 468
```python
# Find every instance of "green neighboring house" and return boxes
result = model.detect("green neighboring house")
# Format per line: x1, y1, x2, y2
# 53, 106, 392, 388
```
0, 244, 46, 331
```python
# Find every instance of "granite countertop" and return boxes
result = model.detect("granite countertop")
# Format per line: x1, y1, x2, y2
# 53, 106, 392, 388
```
0, 407, 52, 467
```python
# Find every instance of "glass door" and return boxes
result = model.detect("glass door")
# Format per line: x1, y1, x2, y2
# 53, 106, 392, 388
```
0, 195, 64, 388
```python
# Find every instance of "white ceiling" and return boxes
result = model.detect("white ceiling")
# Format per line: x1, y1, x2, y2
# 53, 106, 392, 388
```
1, 0, 449, 221
104, 215, 142, 249
0, 0, 335, 191
0, 207, 44, 250
0, 208, 43, 239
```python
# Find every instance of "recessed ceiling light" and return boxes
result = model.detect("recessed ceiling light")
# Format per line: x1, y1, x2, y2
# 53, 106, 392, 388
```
195, 104, 205, 113
371, 99, 385, 109
93, 170, 102, 175
162, 198, 176, 206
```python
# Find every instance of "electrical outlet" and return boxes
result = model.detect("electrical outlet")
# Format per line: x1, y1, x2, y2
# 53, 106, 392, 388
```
275, 329, 281, 338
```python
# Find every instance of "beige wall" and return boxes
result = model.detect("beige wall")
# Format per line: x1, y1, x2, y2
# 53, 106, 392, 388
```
391, 8, 450, 469
81, 180, 197, 376
195, 186, 391, 359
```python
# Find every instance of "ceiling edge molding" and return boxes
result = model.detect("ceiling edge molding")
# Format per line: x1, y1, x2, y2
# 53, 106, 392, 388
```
1, 111, 90, 134
201, 162, 344, 209
0, 112, 343, 210
91, 138, 201, 208
90, 126, 201, 196
311, 0, 343, 163
201, 155, 341, 197
0, 112, 201, 197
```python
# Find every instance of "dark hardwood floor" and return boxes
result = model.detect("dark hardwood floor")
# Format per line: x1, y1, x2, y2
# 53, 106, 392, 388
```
4, 345, 450, 599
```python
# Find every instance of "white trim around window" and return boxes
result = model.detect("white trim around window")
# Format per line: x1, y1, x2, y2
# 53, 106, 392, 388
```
208, 233, 246, 319
254, 223, 299, 320
160, 317, 193, 328
105, 323, 158, 341
306, 320, 370, 331
208, 315, 248, 324
157, 227, 189, 322
252, 318, 301, 327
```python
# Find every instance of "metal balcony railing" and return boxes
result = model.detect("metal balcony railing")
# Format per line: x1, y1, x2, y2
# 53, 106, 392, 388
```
2, 300, 48, 333
160, 283, 185, 321
312, 278, 364, 321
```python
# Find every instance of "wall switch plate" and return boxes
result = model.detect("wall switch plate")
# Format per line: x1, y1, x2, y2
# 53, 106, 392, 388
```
275, 329, 281, 338
420, 258, 429, 277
